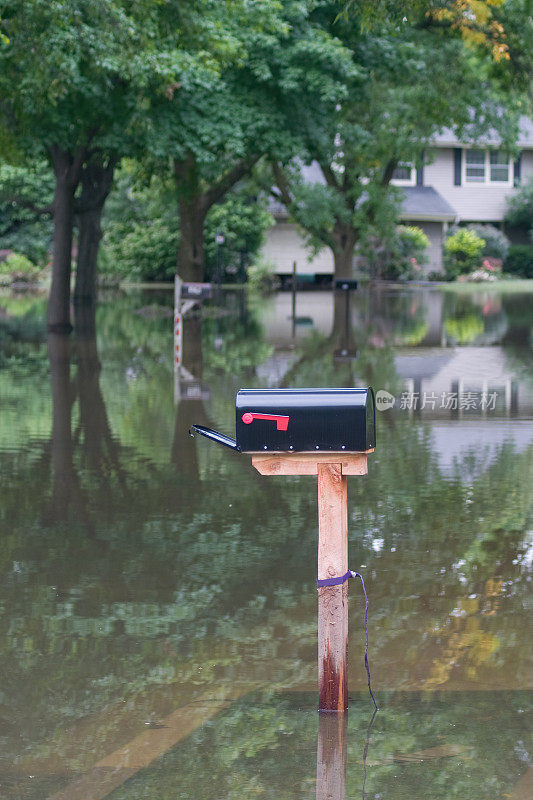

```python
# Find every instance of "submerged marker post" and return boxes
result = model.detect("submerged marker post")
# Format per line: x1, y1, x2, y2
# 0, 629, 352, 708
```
190, 387, 375, 712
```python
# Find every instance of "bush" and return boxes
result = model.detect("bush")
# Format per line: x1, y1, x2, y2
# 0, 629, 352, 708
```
0, 252, 40, 285
504, 244, 533, 278
504, 179, 533, 234
467, 224, 509, 261
362, 225, 429, 281
246, 259, 280, 294
443, 228, 485, 280
205, 194, 273, 283
101, 219, 178, 282
0, 160, 54, 264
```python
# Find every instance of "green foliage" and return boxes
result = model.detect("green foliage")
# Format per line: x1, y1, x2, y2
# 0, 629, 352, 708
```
444, 228, 486, 280
102, 219, 179, 283
272, 2, 513, 278
0, 0, 258, 298
0, 160, 53, 264
0, 251, 39, 285
100, 166, 273, 283
360, 224, 429, 281
99, 167, 178, 282
246, 259, 281, 294
393, 224, 429, 279
505, 244, 533, 278
205, 193, 273, 282
504, 178, 533, 235
467, 223, 510, 260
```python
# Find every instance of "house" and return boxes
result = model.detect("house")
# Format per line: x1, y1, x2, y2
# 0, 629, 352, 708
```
262, 116, 533, 277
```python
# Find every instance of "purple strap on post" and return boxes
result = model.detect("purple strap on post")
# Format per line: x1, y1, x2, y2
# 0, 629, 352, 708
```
317, 569, 378, 710
316, 570, 355, 587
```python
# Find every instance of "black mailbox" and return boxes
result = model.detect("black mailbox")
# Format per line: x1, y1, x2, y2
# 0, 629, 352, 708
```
190, 388, 375, 453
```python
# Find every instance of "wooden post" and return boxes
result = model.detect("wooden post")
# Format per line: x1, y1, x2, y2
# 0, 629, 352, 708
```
317, 463, 348, 711
252, 451, 371, 712
316, 711, 347, 800
291, 260, 297, 339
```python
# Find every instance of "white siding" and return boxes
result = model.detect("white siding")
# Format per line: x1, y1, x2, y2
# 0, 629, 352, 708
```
424, 147, 530, 222
261, 222, 334, 275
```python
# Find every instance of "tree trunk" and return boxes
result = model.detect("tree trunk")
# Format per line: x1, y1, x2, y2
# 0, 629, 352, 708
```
74, 159, 115, 308
75, 206, 101, 305
47, 145, 87, 333
48, 157, 75, 332
174, 152, 258, 283
332, 225, 357, 280
178, 198, 207, 283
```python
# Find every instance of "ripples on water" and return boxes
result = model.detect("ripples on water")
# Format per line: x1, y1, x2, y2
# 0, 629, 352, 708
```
0, 285, 531, 799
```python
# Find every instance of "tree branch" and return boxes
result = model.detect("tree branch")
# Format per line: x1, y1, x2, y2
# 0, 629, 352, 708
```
202, 154, 261, 211
272, 161, 337, 251
271, 161, 293, 207
75, 156, 117, 215
381, 157, 397, 187
317, 159, 342, 193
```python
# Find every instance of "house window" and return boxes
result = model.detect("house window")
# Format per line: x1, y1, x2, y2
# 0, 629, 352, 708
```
490, 151, 510, 182
463, 149, 512, 186
391, 163, 415, 186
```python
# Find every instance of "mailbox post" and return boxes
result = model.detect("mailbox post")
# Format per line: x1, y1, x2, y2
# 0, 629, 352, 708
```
190, 388, 375, 712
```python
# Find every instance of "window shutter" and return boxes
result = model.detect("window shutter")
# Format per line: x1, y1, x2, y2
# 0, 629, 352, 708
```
514, 153, 522, 184
416, 150, 426, 186
453, 149, 462, 186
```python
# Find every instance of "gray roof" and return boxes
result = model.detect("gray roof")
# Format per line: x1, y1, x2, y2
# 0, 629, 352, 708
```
400, 186, 457, 222
432, 115, 533, 148
270, 184, 458, 221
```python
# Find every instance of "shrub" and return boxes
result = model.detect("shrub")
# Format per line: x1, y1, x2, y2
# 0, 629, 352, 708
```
467, 224, 509, 261
100, 220, 178, 282
363, 225, 429, 281
468, 259, 502, 282
0, 252, 39, 285
504, 179, 533, 234
246, 259, 280, 294
504, 244, 533, 278
443, 228, 485, 280
205, 195, 273, 283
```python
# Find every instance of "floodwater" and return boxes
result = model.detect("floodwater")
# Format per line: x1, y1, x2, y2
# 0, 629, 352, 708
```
0, 283, 531, 800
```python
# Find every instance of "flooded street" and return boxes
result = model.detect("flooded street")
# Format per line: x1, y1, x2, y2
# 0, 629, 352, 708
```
0, 284, 531, 799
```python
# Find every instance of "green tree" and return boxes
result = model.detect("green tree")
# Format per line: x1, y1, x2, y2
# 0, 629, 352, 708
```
0, 0, 148, 329
142, 0, 353, 282
0, 0, 248, 328
271, 3, 519, 279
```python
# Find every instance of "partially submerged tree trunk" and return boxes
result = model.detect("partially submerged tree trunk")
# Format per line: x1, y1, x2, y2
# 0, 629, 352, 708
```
174, 152, 260, 284
177, 197, 208, 283
332, 223, 358, 281
47, 145, 87, 333
74, 157, 116, 307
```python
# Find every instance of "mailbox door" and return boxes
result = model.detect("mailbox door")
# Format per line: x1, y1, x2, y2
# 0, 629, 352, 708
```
236, 388, 375, 452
